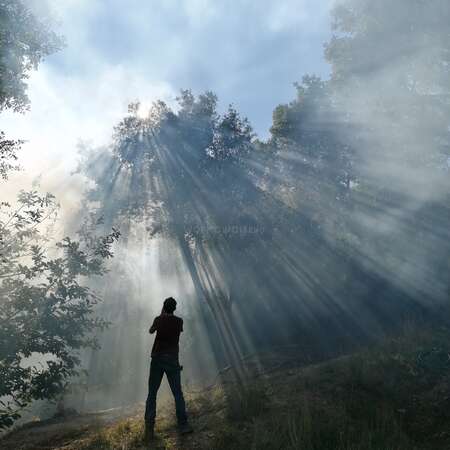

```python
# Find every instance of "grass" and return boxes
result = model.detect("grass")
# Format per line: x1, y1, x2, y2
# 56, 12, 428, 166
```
210, 319, 450, 450
77, 420, 145, 450
2, 317, 450, 449
212, 391, 412, 450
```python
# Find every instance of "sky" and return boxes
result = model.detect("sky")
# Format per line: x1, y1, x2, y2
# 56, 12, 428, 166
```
46, 0, 332, 136
1, 0, 332, 204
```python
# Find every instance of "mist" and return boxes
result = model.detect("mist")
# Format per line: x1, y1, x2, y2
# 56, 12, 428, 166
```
1, 0, 449, 446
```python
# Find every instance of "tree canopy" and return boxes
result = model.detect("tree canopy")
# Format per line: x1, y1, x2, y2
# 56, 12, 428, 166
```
0, 1, 120, 429
0, 0, 63, 112
0, 195, 119, 428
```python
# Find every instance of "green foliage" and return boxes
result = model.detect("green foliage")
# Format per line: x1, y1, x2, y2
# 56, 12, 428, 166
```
325, 0, 450, 88
88, 90, 261, 251
267, 0, 449, 329
0, 0, 64, 112
270, 75, 328, 142
325, 0, 450, 171
0, 1, 63, 179
270, 75, 355, 191
0, 191, 120, 429
207, 106, 254, 161
0, 130, 21, 179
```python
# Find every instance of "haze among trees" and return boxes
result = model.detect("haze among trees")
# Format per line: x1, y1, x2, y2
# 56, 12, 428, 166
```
0, 0, 449, 435
0, 0, 120, 429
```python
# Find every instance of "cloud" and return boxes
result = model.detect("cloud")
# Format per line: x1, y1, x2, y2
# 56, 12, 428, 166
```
2, 0, 332, 207
43, 0, 332, 132
1, 63, 174, 213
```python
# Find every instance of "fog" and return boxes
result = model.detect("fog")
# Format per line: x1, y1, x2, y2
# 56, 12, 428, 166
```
1, 0, 449, 420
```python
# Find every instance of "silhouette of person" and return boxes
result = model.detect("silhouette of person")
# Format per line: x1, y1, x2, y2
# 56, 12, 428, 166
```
144, 297, 192, 441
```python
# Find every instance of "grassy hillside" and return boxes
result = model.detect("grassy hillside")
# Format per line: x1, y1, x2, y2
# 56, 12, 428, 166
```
2, 318, 450, 450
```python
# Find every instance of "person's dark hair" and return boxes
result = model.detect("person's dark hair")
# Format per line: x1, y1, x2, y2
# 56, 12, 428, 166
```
163, 297, 177, 314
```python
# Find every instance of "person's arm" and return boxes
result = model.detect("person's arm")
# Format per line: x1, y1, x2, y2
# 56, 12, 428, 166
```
149, 317, 158, 334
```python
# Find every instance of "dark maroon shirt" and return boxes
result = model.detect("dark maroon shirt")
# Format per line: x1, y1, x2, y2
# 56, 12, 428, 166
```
150, 313, 183, 357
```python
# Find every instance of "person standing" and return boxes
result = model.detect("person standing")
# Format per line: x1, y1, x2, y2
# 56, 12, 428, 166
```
144, 297, 192, 441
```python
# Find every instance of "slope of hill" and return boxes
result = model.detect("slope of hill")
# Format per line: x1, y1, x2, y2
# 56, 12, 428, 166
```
2, 320, 450, 450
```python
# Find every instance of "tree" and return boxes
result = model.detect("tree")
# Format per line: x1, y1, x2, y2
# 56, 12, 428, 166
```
77, 92, 289, 377
323, 0, 450, 304
0, 192, 120, 428
0, 131, 21, 179
0, 0, 64, 179
268, 75, 356, 239
258, 0, 450, 350
325, 0, 450, 176
0, 2, 122, 424
0, 0, 63, 112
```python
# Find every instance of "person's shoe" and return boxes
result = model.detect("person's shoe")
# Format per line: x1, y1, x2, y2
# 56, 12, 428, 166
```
143, 423, 154, 442
178, 422, 193, 435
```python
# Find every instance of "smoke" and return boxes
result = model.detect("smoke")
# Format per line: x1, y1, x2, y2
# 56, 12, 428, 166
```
2, 0, 448, 416
64, 0, 449, 412
322, 0, 450, 304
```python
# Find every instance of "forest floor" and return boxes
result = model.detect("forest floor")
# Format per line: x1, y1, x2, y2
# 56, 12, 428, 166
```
2, 322, 450, 450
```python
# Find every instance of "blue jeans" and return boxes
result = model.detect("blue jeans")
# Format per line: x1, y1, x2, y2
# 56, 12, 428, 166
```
144, 354, 187, 426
